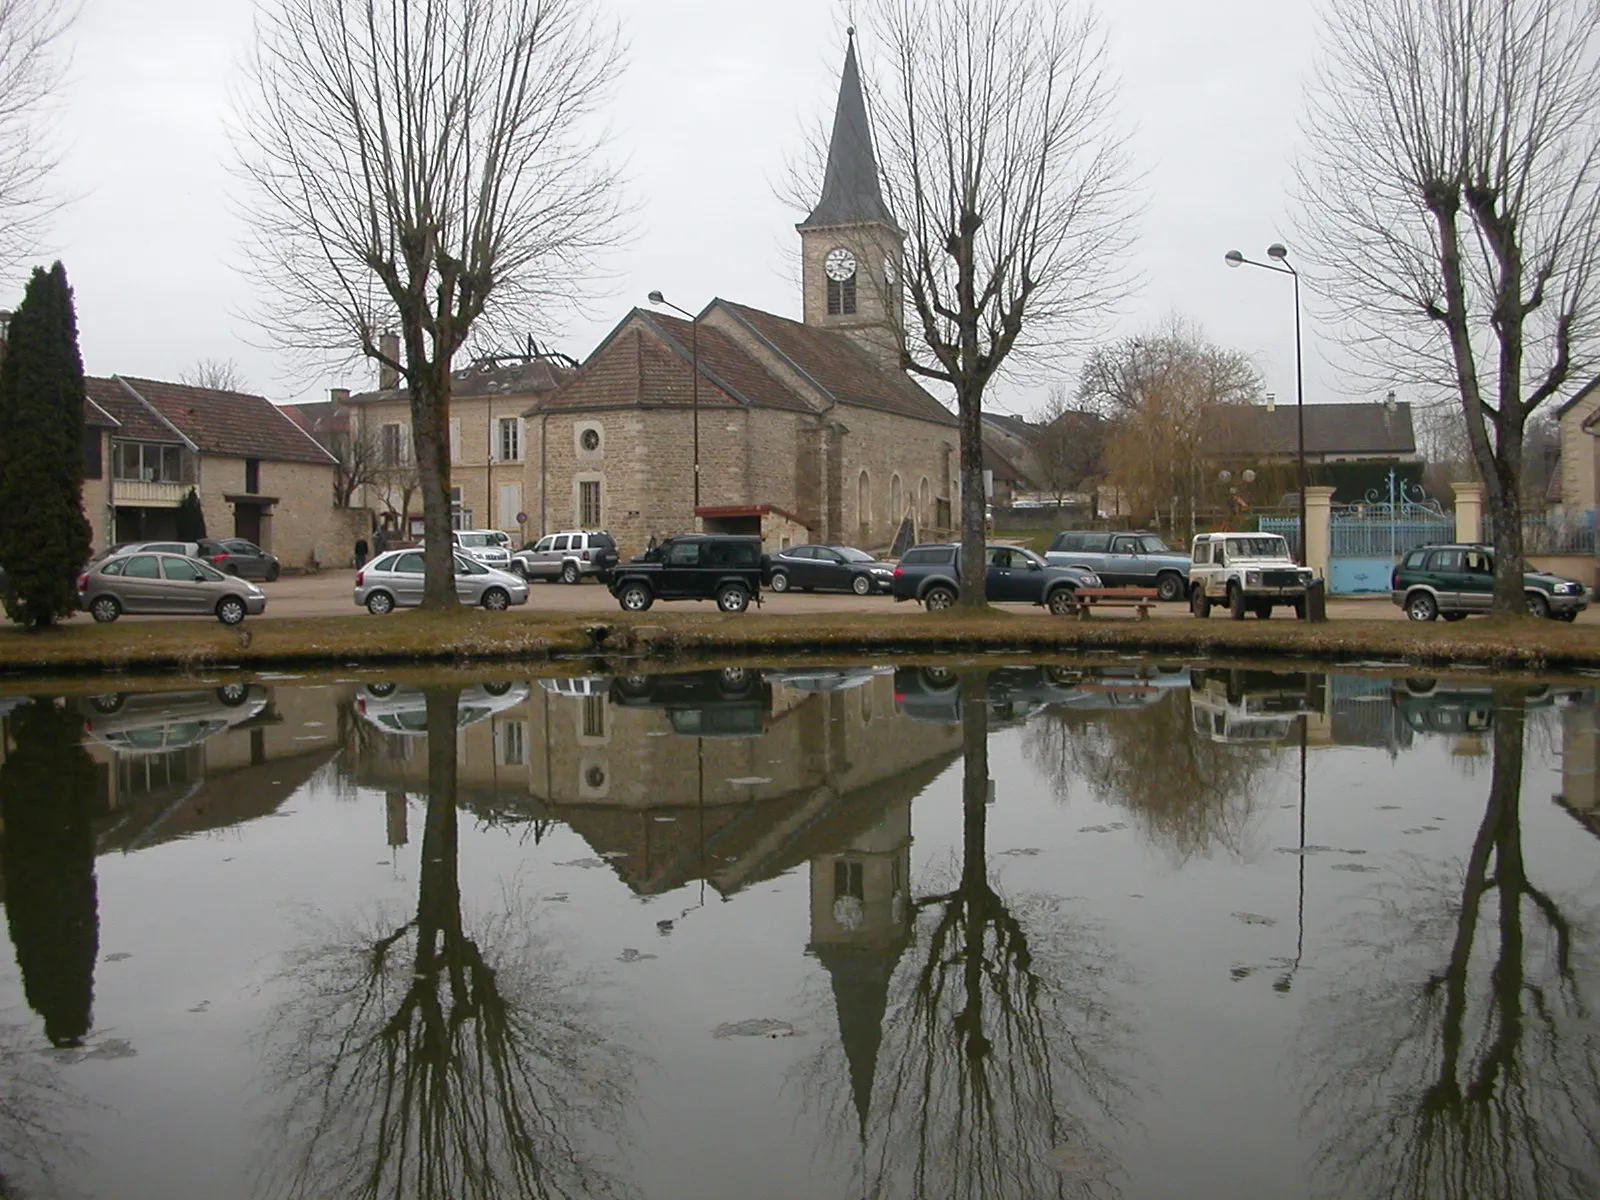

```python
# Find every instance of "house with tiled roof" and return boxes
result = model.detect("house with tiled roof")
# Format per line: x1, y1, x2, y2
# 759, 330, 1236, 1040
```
80, 376, 357, 570
340, 36, 959, 555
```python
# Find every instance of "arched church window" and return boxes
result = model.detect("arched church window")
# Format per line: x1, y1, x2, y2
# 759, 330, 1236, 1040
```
858, 470, 870, 544
890, 474, 903, 524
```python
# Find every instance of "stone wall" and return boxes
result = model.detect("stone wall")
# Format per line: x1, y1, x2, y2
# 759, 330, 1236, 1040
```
195, 454, 345, 571
838, 403, 957, 550
1559, 390, 1600, 514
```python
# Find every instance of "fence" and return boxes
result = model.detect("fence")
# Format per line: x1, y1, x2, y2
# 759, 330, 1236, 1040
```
1485, 511, 1596, 554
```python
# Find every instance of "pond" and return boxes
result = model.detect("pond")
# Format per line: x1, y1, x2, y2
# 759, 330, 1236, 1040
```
0, 661, 1596, 1200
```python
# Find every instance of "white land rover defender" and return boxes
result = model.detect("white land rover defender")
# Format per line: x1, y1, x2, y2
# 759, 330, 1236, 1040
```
1188, 532, 1314, 620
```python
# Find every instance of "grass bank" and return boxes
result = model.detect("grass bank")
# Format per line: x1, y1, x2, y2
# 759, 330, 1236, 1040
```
1, 606, 1597, 680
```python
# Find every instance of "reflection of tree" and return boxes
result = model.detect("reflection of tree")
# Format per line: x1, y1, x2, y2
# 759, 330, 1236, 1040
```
1023, 690, 1271, 862
260, 687, 633, 1200
0, 1015, 80, 1197
1304, 685, 1600, 1199
0, 697, 98, 1047
830, 671, 1128, 1200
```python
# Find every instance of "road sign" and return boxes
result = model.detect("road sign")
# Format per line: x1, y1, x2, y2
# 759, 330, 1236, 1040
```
516, 511, 528, 524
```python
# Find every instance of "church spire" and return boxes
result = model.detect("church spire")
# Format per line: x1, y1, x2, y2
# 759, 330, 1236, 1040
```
800, 31, 897, 231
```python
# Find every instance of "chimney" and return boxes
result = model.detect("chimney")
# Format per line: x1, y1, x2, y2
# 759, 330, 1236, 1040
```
1265, 391, 1277, 412
378, 332, 400, 390
329, 387, 351, 406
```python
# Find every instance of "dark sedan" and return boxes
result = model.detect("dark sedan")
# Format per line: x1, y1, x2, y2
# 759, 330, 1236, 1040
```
766, 544, 894, 595
198, 537, 281, 582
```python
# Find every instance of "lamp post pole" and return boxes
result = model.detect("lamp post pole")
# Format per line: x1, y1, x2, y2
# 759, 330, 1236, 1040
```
1225, 245, 1308, 566
647, 291, 700, 512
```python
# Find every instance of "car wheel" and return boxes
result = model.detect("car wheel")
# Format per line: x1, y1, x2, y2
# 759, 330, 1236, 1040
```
920, 666, 958, 689
619, 583, 653, 612
1404, 678, 1437, 695
716, 584, 750, 613
1526, 593, 1552, 620
769, 570, 790, 593
1190, 585, 1211, 619
90, 595, 121, 623
216, 683, 250, 707
923, 585, 957, 612
619, 673, 652, 696
366, 682, 398, 698
510, 561, 527, 578
1406, 591, 1439, 622
216, 596, 248, 625
562, 561, 580, 585
1442, 611, 1469, 622
719, 667, 753, 691
88, 693, 125, 714
1156, 572, 1185, 603
366, 590, 395, 615
265, 564, 280, 583
1227, 583, 1247, 621
482, 681, 513, 696
851, 573, 872, 596
481, 587, 510, 611
1047, 587, 1077, 616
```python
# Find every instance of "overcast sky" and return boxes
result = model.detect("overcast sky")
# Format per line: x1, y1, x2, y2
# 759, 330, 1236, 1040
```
39, 0, 1343, 416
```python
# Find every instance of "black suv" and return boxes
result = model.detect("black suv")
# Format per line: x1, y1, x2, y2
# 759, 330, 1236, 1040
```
889, 543, 1099, 612
605, 534, 765, 613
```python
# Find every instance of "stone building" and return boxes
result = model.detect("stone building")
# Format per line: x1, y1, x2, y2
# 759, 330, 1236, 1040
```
81, 376, 356, 569
342, 36, 960, 555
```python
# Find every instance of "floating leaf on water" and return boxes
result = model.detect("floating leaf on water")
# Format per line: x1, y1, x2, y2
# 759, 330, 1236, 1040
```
617, 948, 657, 963
1042, 1145, 1115, 1178
713, 1018, 803, 1040
555, 857, 610, 869
726, 776, 772, 786
1232, 911, 1278, 926
103, 952, 132, 963
997, 847, 1041, 856
1331, 863, 1379, 873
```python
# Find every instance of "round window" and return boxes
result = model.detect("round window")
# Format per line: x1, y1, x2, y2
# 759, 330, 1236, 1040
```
579, 427, 601, 452
585, 765, 606, 789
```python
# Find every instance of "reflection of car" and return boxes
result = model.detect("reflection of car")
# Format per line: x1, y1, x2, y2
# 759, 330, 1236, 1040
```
76, 684, 271, 753
513, 530, 619, 583
353, 549, 529, 613
355, 683, 531, 735
537, 676, 611, 697
1044, 531, 1191, 601
606, 534, 765, 614
1188, 668, 1324, 744
1389, 678, 1577, 734
763, 666, 893, 692
891, 665, 1081, 724
889, 544, 1099, 612
77, 551, 268, 625
607, 669, 773, 737
766, 545, 895, 595
1390, 543, 1587, 622
1040, 664, 1189, 710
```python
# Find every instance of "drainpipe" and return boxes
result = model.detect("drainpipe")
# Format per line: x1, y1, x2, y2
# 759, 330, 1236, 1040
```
540, 411, 549, 536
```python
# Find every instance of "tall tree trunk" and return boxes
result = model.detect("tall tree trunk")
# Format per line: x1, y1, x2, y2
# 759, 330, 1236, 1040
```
409, 363, 459, 609
957, 384, 988, 608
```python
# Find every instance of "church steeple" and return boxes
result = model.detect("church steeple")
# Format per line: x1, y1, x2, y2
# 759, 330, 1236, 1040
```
800, 32, 897, 232
797, 30, 906, 369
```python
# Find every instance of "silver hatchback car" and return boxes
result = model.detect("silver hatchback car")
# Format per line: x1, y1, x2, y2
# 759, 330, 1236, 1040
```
77, 552, 267, 624
354, 549, 529, 614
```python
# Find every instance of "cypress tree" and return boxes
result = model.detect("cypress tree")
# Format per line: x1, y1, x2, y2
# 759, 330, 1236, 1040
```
0, 263, 92, 628
175, 488, 208, 540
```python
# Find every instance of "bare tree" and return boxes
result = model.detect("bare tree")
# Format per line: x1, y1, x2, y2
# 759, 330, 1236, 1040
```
1298, 0, 1600, 613
178, 357, 249, 393
860, 0, 1134, 606
1032, 384, 1105, 508
331, 424, 378, 509
1077, 319, 1261, 537
0, 0, 72, 269
235, 0, 625, 607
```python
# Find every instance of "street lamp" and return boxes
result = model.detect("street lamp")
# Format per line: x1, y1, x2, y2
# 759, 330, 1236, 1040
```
646, 290, 700, 511
1225, 244, 1308, 566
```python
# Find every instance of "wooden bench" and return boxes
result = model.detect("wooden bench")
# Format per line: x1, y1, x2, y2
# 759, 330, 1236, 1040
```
1071, 586, 1159, 620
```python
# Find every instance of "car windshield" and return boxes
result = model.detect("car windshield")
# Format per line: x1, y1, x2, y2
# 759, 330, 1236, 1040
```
833, 547, 874, 562
1225, 537, 1288, 560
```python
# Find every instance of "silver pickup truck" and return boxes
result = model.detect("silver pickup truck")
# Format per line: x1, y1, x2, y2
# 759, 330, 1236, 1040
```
1043, 531, 1191, 601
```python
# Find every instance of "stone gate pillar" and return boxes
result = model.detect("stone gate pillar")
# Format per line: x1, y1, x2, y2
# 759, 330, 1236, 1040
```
1305, 486, 1336, 580
1452, 480, 1484, 543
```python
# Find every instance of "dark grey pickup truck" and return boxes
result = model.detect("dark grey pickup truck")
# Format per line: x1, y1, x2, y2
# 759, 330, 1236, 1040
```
1043, 531, 1191, 601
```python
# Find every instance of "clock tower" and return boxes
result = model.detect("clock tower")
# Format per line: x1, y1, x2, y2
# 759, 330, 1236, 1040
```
798, 32, 905, 370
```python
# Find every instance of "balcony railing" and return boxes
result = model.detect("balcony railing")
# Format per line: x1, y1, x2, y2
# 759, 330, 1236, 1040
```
112, 479, 188, 507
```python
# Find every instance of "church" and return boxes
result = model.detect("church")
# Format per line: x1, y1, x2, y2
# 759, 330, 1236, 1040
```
345, 37, 960, 556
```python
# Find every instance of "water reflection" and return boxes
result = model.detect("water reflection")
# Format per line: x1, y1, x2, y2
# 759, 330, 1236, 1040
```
1304, 683, 1600, 1199
258, 686, 635, 1200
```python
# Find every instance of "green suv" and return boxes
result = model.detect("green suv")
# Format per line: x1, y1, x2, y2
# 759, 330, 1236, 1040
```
1390, 543, 1587, 622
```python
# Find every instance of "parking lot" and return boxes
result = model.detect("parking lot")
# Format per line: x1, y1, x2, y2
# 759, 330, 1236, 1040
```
68, 568, 1597, 624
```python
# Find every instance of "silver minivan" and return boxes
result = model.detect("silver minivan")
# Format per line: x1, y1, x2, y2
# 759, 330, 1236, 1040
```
354, 549, 529, 613
77, 552, 267, 624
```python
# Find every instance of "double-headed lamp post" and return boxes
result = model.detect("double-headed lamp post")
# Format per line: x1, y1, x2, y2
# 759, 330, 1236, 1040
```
647, 290, 700, 511
1225, 244, 1307, 565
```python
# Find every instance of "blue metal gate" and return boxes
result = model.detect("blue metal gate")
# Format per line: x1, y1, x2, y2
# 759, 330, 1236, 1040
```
1328, 476, 1453, 594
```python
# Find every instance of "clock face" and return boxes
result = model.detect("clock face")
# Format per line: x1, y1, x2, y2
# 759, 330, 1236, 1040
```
824, 247, 858, 282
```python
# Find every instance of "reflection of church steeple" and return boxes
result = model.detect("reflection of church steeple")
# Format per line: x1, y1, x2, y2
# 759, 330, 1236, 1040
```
809, 795, 912, 1138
